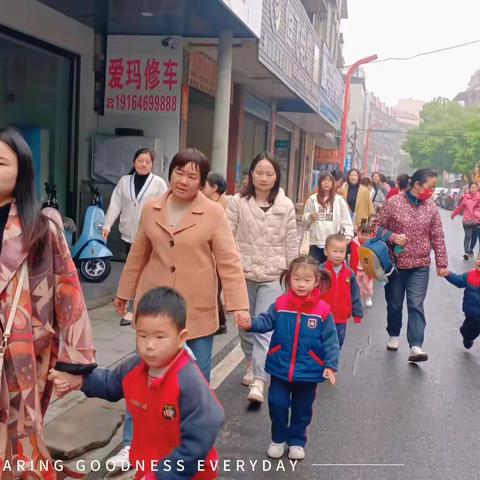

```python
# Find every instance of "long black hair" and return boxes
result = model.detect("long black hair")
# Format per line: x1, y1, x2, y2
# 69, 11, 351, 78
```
129, 148, 155, 175
241, 151, 281, 205
0, 126, 48, 263
409, 168, 438, 189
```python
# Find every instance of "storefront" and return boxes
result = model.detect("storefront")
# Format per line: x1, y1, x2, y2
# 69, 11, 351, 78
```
0, 26, 77, 215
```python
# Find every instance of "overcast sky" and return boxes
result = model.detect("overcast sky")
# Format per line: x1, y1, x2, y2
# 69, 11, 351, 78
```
340, 0, 480, 107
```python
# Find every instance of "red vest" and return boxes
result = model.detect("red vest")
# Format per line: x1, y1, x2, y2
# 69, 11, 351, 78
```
321, 261, 353, 324
123, 351, 219, 479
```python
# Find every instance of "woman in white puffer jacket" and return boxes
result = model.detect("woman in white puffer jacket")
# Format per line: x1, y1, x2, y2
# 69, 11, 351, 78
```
227, 151, 298, 405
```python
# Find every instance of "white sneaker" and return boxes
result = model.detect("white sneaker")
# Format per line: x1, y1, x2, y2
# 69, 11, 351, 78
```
106, 445, 131, 471
247, 380, 264, 403
408, 346, 428, 363
267, 442, 286, 459
365, 297, 373, 307
241, 365, 254, 386
386, 336, 399, 351
288, 446, 305, 461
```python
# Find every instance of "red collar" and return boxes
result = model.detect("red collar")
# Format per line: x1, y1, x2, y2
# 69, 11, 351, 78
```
324, 260, 347, 273
286, 288, 321, 309
140, 348, 188, 387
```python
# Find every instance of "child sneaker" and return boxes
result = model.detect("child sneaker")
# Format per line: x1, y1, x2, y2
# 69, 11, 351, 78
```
365, 297, 373, 307
408, 346, 428, 362
247, 380, 264, 403
386, 336, 399, 351
288, 446, 305, 460
267, 442, 286, 459
463, 337, 474, 349
106, 445, 131, 471
241, 365, 254, 386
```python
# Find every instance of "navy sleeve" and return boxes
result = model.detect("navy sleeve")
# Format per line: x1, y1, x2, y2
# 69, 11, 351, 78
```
445, 273, 468, 289
82, 354, 140, 402
250, 303, 278, 334
154, 362, 225, 479
350, 273, 364, 319
321, 313, 340, 371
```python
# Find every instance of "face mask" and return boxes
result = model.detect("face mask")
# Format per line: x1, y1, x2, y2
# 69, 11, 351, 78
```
417, 188, 434, 201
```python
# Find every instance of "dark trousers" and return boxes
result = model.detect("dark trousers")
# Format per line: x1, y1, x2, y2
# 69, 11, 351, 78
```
336, 323, 347, 349
217, 273, 226, 328
124, 241, 131, 256
384, 267, 430, 347
463, 224, 476, 254
469, 224, 479, 251
268, 375, 317, 447
460, 316, 480, 343
309, 245, 327, 264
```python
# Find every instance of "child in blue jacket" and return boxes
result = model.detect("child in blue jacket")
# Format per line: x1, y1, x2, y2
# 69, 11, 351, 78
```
237, 255, 340, 462
443, 253, 480, 349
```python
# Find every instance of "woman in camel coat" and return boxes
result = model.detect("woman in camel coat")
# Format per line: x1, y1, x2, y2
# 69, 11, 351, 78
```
343, 168, 374, 227
115, 149, 249, 381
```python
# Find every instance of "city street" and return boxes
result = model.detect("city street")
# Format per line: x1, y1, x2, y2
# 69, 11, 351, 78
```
213, 209, 480, 480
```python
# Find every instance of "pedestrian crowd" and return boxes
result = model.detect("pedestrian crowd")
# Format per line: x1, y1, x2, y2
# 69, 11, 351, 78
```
1, 125, 479, 478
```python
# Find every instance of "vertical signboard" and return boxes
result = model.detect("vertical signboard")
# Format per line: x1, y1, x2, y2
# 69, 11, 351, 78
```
104, 36, 182, 116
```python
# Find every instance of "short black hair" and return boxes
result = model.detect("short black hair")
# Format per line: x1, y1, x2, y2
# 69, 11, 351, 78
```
409, 168, 438, 189
136, 287, 186, 330
397, 174, 410, 190
168, 148, 210, 187
331, 169, 344, 182
207, 172, 227, 195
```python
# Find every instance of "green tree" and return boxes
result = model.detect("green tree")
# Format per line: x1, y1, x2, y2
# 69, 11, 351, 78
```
403, 98, 480, 176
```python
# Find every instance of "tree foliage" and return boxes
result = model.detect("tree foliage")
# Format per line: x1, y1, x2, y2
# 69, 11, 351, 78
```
403, 98, 480, 176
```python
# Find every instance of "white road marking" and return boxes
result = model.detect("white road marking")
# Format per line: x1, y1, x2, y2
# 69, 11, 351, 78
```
210, 344, 245, 390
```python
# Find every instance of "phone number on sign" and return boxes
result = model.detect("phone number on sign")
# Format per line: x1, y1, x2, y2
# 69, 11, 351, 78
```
107, 94, 178, 112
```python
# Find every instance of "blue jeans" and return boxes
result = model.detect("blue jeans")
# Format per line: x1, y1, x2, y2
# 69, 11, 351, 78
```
268, 375, 317, 447
384, 267, 430, 347
336, 324, 347, 349
186, 335, 214, 382
123, 410, 133, 446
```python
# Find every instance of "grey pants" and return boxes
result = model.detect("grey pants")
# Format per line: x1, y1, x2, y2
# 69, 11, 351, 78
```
240, 279, 283, 382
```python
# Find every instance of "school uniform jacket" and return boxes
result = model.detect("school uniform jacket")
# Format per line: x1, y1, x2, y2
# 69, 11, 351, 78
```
320, 261, 364, 324
249, 289, 340, 383
82, 349, 225, 479
445, 270, 480, 319
104, 173, 168, 243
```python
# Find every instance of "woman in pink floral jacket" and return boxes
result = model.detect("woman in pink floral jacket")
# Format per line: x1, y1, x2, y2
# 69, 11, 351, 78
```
0, 127, 96, 479
375, 168, 448, 364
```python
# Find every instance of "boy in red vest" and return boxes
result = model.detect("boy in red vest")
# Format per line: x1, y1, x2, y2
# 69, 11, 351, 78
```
49, 288, 224, 480
321, 234, 364, 348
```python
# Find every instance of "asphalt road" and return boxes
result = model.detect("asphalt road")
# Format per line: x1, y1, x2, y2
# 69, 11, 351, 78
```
215, 208, 480, 480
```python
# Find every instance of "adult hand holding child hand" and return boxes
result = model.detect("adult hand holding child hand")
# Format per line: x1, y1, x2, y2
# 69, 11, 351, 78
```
48, 369, 84, 398
234, 310, 251, 330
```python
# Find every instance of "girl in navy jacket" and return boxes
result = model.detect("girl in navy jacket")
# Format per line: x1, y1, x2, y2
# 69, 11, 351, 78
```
237, 256, 340, 461
443, 253, 480, 349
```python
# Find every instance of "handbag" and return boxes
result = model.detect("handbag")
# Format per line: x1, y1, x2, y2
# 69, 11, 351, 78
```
0, 262, 28, 383
299, 228, 311, 256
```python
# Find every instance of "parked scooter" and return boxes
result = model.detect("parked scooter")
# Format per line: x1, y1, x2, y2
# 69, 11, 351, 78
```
42, 183, 113, 283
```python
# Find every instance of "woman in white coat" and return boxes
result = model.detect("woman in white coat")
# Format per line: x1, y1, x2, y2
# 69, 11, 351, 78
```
302, 171, 354, 263
102, 148, 167, 325
227, 152, 298, 405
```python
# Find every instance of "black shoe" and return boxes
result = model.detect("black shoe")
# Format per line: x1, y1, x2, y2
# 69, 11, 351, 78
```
463, 338, 474, 349
120, 317, 132, 326
468, 250, 474, 256
463, 254, 469, 260
214, 325, 227, 335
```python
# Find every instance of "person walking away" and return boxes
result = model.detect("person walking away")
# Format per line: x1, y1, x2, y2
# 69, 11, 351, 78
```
375, 168, 448, 363
450, 182, 480, 260
343, 168, 374, 228
202, 172, 230, 334
302, 171, 354, 264
320, 234, 363, 348
440, 254, 480, 349
350, 222, 375, 307
227, 152, 298, 405
236, 256, 339, 461
50, 287, 225, 479
102, 148, 167, 326
0, 127, 96, 479
386, 174, 409, 201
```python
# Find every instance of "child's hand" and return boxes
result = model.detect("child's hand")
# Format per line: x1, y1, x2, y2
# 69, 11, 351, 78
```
235, 310, 251, 330
353, 316, 362, 324
323, 368, 336, 387
437, 268, 449, 277
48, 369, 84, 397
